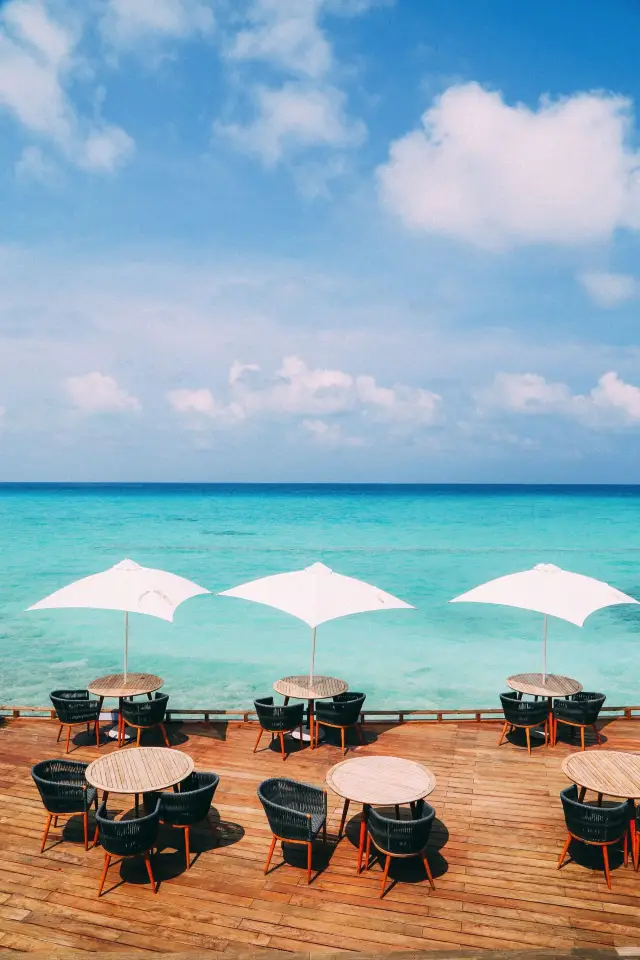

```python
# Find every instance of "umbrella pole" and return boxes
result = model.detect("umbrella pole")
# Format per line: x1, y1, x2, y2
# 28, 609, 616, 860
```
124, 611, 129, 682
542, 614, 548, 682
309, 627, 316, 685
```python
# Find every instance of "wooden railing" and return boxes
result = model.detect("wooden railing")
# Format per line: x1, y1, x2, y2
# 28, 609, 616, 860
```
3, 704, 640, 723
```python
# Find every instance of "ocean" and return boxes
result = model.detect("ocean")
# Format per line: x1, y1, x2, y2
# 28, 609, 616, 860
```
2, 483, 640, 711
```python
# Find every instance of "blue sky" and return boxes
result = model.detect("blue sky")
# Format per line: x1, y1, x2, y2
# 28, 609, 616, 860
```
1, 0, 639, 482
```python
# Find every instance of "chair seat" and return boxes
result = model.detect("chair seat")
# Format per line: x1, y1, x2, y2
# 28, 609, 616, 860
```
47, 785, 97, 813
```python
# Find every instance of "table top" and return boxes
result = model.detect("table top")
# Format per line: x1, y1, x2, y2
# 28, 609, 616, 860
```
326, 755, 436, 806
507, 673, 582, 699
88, 673, 164, 699
274, 675, 348, 701
86, 747, 193, 794
562, 750, 640, 800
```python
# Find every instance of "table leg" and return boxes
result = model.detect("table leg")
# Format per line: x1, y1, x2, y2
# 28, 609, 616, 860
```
356, 805, 369, 874
309, 699, 315, 750
146, 693, 153, 701
597, 793, 603, 807
578, 786, 586, 803
135, 794, 139, 818
283, 696, 290, 706
394, 804, 400, 819
338, 799, 350, 839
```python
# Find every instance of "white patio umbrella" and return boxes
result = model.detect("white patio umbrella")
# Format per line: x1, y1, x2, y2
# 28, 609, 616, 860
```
28, 558, 209, 680
219, 561, 414, 683
450, 563, 638, 679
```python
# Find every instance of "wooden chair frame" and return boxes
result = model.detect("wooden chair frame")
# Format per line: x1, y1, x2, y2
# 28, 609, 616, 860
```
364, 832, 435, 898
263, 816, 327, 885
313, 717, 365, 754
118, 714, 170, 748
558, 828, 628, 889
41, 808, 93, 853
497, 717, 549, 754
56, 719, 101, 755
253, 723, 303, 761
160, 816, 217, 870
552, 716, 601, 750
98, 848, 157, 896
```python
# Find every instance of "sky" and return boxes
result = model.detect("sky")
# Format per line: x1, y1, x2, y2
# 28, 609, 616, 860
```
1, 0, 639, 482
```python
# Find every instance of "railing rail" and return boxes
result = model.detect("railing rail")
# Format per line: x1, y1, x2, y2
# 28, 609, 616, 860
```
3, 704, 640, 723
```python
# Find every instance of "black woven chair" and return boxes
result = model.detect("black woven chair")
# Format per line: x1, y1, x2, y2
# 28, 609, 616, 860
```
95, 799, 161, 895
364, 800, 436, 898
253, 697, 305, 760
559, 785, 628, 889
143, 771, 219, 869
31, 759, 97, 852
50, 690, 102, 754
119, 692, 170, 747
498, 692, 549, 754
553, 692, 606, 750
257, 777, 327, 883
314, 692, 366, 754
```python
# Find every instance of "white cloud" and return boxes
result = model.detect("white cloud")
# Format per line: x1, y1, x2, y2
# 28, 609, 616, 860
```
100, 0, 214, 47
14, 144, 57, 182
167, 388, 245, 427
579, 271, 637, 308
217, 82, 365, 164
0, 0, 134, 172
65, 372, 141, 414
302, 418, 366, 446
229, 0, 332, 79
481, 370, 640, 427
377, 83, 640, 249
228, 361, 260, 386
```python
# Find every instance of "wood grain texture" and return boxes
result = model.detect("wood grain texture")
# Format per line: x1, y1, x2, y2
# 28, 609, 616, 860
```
88, 674, 164, 699
326, 757, 435, 805
563, 750, 640, 799
507, 673, 583, 698
86, 747, 194, 794
5, 710, 640, 953
273, 677, 348, 701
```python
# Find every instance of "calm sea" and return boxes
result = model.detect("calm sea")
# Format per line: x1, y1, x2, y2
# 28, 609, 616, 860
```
2, 484, 640, 710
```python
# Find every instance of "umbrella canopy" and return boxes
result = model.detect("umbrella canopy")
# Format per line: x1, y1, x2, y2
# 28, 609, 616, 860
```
450, 563, 638, 676
28, 558, 209, 678
219, 561, 414, 681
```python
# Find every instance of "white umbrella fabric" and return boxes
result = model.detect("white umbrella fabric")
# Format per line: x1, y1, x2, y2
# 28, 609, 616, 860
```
450, 563, 638, 678
28, 558, 209, 679
219, 561, 414, 682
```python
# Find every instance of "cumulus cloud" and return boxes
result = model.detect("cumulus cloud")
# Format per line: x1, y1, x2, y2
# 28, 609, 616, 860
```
228, 0, 333, 79
229, 361, 261, 386
169, 355, 441, 437
0, 0, 134, 172
481, 370, 640, 427
377, 83, 640, 249
100, 0, 214, 47
65, 372, 141, 414
302, 418, 366, 446
579, 271, 637, 308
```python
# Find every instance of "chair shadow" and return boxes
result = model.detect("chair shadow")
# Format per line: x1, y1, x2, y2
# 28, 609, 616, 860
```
45, 812, 92, 851
560, 836, 626, 877
553, 724, 607, 749
318, 726, 379, 753
503, 727, 548, 751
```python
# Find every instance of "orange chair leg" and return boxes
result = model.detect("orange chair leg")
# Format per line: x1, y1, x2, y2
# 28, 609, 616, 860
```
557, 833, 571, 868
356, 818, 366, 873
341, 728, 346, 755
253, 727, 264, 753
594, 724, 601, 745
379, 854, 391, 898
136, 728, 142, 747
160, 723, 170, 747
365, 834, 371, 869
581, 726, 585, 751
144, 851, 157, 893
95, 720, 100, 749
279, 731, 286, 760
65, 725, 71, 754
98, 853, 111, 896
497, 721, 508, 746
264, 835, 277, 874
525, 727, 531, 755
83, 812, 89, 851
422, 852, 435, 890
56, 724, 63, 743
40, 814, 52, 853
603, 845, 611, 889
307, 842, 312, 884
184, 826, 190, 870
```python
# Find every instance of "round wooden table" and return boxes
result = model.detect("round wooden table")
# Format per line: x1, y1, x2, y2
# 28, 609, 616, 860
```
563, 750, 640, 802
86, 746, 193, 816
88, 673, 164, 742
273, 675, 348, 747
507, 673, 582, 699
326, 755, 436, 872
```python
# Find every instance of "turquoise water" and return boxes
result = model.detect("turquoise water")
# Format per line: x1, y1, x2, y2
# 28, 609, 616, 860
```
2, 484, 640, 710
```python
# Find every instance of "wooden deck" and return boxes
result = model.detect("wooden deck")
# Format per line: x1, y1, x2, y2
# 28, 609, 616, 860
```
2, 714, 640, 955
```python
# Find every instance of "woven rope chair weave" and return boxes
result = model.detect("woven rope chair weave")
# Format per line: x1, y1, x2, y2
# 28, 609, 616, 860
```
50, 691, 101, 725
561, 786, 628, 844
367, 802, 435, 856
31, 759, 96, 814
553, 693, 606, 725
500, 692, 549, 726
254, 697, 305, 732
144, 771, 219, 826
120, 693, 169, 728
315, 692, 366, 727
96, 800, 161, 857
258, 778, 327, 843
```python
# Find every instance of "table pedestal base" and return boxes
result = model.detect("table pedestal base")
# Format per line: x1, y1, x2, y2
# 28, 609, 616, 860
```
291, 726, 324, 743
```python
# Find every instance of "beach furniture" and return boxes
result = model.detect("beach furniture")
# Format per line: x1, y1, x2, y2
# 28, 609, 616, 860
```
558, 785, 628, 889
96, 799, 161, 895
89, 672, 164, 743
120, 692, 170, 747
32, 758, 97, 852
85, 746, 193, 819
253, 697, 304, 760
273, 675, 348, 747
325, 756, 436, 872
507, 672, 582, 744
498, 692, 549, 753
257, 777, 328, 884
364, 800, 436, 898
553, 691, 606, 749
50, 689, 102, 753
144, 770, 220, 869
451, 563, 637, 679
314, 691, 366, 753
